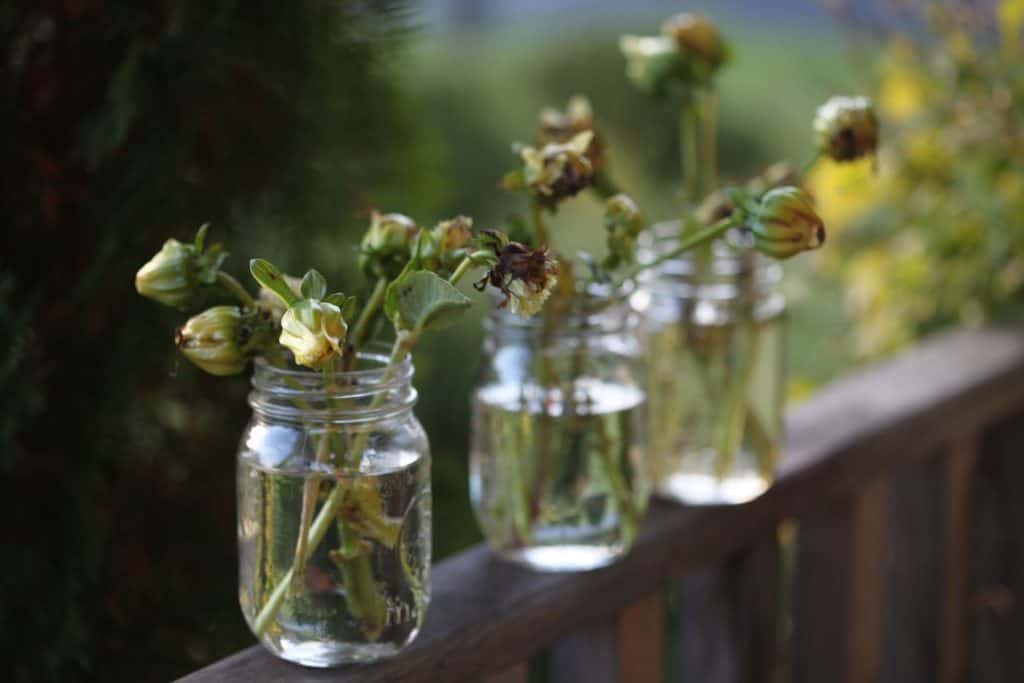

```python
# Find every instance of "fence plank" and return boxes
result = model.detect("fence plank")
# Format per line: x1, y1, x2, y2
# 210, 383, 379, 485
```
938, 434, 980, 683
618, 594, 664, 683
550, 593, 664, 683
676, 533, 781, 683
551, 614, 617, 683
485, 662, 528, 683
967, 412, 1024, 683
791, 480, 885, 683
878, 455, 943, 683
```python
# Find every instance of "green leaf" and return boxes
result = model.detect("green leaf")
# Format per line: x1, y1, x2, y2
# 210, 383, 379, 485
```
250, 258, 298, 306
194, 223, 209, 252
324, 292, 358, 320
301, 269, 327, 300
385, 270, 471, 333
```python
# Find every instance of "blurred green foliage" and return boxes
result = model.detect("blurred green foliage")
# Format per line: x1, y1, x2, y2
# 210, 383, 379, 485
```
811, 0, 1024, 357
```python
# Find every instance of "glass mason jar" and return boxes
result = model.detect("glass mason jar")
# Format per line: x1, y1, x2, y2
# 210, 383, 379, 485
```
469, 296, 649, 572
237, 350, 431, 667
634, 225, 786, 505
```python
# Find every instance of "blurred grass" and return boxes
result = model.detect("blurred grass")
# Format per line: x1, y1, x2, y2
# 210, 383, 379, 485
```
399, 17, 862, 559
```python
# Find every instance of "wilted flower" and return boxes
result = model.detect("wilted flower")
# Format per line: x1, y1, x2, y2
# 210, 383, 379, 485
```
279, 299, 348, 369
175, 306, 272, 376
660, 13, 727, 70
603, 194, 645, 269
519, 131, 595, 207
749, 186, 826, 259
538, 96, 605, 172
474, 231, 559, 317
417, 215, 475, 275
621, 14, 728, 96
359, 211, 418, 280
814, 96, 880, 162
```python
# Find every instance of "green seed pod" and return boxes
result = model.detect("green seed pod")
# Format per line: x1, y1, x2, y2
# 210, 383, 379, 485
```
359, 212, 419, 280
749, 187, 826, 259
279, 299, 348, 369
135, 238, 198, 309
175, 306, 271, 376
814, 96, 880, 162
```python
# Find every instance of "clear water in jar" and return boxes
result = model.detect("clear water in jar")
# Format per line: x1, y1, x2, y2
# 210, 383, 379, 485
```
237, 449, 430, 667
470, 378, 647, 572
646, 310, 784, 505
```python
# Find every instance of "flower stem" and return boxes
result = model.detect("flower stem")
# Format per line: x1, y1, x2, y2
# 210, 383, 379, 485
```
217, 271, 255, 309
448, 257, 475, 286
349, 277, 388, 350
616, 214, 740, 286
252, 334, 416, 637
530, 201, 549, 248
680, 97, 700, 215
288, 359, 337, 590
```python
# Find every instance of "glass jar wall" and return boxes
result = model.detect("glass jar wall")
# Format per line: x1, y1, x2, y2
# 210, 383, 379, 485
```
635, 231, 786, 505
237, 351, 430, 667
469, 297, 649, 572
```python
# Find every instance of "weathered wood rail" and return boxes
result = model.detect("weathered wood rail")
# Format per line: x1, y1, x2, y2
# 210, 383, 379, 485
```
181, 328, 1024, 683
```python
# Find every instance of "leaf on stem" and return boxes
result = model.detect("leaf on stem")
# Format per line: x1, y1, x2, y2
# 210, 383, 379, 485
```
385, 270, 471, 333
250, 258, 298, 306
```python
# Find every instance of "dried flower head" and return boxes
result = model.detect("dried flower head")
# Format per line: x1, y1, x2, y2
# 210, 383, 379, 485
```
419, 215, 475, 275
814, 96, 880, 162
474, 231, 559, 317
749, 186, 826, 259
621, 14, 729, 96
359, 211, 419, 280
538, 96, 605, 172
660, 13, 727, 70
175, 306, 272, 376
518, 131, 595, 207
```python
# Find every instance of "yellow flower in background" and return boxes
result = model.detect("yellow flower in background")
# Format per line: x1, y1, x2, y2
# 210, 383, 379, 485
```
805, 158, 881, 238
844, 240, 933, 357
876, 39, 930, 122
998, 0, 1024, 51
904, 128, 952, 178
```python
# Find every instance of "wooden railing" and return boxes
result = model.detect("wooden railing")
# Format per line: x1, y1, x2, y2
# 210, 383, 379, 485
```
180, 328, 1024, 683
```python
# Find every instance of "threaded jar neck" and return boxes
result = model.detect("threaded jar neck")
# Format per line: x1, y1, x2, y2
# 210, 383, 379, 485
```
249, 348, 416, 424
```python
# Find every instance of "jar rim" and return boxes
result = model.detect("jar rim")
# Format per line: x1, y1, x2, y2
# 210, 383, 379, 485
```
249, 345, 417, 423
252, 344, 412, 385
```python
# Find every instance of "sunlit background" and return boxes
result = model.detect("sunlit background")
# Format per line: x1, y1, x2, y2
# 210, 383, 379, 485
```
4, 0, 1022, 680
